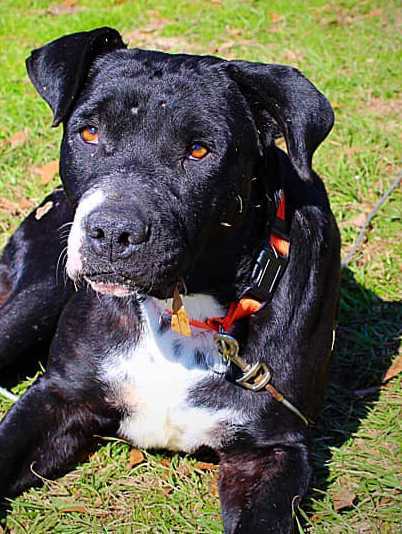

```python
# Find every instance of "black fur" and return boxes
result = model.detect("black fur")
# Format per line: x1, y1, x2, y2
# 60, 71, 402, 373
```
0, 27, 340, 532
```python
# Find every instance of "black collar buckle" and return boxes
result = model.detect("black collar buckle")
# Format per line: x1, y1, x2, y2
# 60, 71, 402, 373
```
242, 243, 288, 303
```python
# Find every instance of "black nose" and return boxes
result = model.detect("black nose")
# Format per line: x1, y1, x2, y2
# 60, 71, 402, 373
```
85, 209, 150, 261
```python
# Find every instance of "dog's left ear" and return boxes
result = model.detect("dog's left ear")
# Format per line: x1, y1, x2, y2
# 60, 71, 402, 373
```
26, 27, 126, 127
227, 61, 334, 181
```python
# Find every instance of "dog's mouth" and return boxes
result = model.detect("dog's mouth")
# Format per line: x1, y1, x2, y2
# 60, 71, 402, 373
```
83, 272, 179, 299
84, 273, 138, 297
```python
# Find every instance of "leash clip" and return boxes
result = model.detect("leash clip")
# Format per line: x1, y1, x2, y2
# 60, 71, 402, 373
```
236, 361, 271, 391
214, 333, 240, 363
214, 333, 272, 392
213, 333, 309, 425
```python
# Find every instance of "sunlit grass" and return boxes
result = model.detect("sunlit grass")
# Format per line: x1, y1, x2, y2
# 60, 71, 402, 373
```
0, 0, 400, 531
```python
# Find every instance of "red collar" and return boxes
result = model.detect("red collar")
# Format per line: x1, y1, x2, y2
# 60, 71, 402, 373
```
172, 191, 290, 335
166, 192, 309, 426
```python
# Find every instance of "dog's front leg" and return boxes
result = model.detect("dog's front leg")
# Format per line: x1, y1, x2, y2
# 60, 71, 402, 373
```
218, 443, 311, 534
0, 376, 118, 504
0, 188, 74, 372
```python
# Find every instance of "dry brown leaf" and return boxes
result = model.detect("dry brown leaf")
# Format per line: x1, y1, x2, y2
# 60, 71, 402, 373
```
195, 461, 217, 472
59, 504, 87, 513
9, 129, 29, 149
128, 448, 145, 469
383, 355, 402, 383
225, 28, 244, 38
176, 462, 191, 478
367, 8, 382, 18
18, 198, 34, 210
269, 12, 284, 32
123, 13, 197, 52
270, 12, 283, 24
0, 196, 33, 216
35, 201, 54, 220
149, 37, 193, 52
125, 18, 169, 43
216, 40, 236, 52
332, 487, 356, 511
160, 458, 171, 468
344, 146, 363, 157
209, 473, 219, 497
0, 198, 19, 214
282, 49, 305, 64
141, 18, 170, 33
31, 160, 59, 184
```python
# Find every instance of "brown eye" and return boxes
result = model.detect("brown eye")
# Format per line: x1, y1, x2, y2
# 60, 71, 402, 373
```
80, 126, 99, 144
189, 143, 209, 160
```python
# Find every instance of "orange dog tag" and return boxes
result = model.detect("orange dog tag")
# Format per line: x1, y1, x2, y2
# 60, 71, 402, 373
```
171, 287, 192, 336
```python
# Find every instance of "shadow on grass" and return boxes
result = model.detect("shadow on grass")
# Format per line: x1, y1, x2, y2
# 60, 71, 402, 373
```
305, 267, 401, 517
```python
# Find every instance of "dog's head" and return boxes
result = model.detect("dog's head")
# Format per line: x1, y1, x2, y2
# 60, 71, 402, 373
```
27, 27, 334, 298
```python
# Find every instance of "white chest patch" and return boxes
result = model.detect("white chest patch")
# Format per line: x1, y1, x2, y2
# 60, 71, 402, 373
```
101, 294, 241, 452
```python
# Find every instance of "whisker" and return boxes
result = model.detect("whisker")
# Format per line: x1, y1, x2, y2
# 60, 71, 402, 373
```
62, 251, 69, 286
58, 235, 70, 246
73, 278, 82, 292
57, 221, 74, 232
58, 229, 71, 237
55, 246, 68, 285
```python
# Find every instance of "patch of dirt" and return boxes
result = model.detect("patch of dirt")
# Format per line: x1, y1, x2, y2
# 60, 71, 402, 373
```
365, 95, 402, 117
144, 36, 196, 52
125, 14, 262, 56
281, 49, 305, 65
124, 17, 197, 52
30, 160, 59, 184
0, 129, 30, 150
348, 235, 395, 270
47, 0, 83, 16
0, 196, 33, 217
315, 4, 388, 27
210, 38, 261, 57
124, 12, 177, 49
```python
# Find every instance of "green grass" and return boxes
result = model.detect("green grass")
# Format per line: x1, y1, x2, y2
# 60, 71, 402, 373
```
0, 0, 401, 532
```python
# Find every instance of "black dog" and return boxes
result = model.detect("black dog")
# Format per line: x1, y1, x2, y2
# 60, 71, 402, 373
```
0, 27, 340, 533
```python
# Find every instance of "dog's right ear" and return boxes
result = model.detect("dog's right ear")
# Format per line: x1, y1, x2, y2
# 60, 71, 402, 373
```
26, 27, 126, 127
